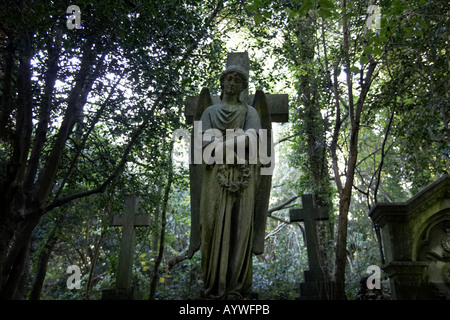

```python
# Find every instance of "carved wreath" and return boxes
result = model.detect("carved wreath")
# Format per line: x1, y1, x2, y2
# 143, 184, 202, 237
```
441, 230, 450, 253
217, 164, 250, 193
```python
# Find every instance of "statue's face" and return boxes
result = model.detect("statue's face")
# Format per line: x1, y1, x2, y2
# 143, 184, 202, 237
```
223, 72, 244, 97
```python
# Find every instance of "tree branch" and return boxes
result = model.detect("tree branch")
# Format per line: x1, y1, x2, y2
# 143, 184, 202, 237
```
24, 31, 62, 190
268, 195, 299, 215
330, 63, 344, 194
44, 1, 225, 214
53, 76, 122, 201
149, 142, 174, 300
373, 111, 395, 204
33, 37, 98, 208
6, 32, 34, 218
274, 133, 299, 146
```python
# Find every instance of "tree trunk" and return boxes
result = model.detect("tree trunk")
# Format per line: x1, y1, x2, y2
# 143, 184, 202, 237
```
0, 35, 97, 298
333, 0, 354, 299
334, 174, 355, 300
86, 228, 106, 299
289, 14, 334, 290
0, 213, 41, 299
149, 148, 174, 300
28, 226, 59, 300
333, 0, 378, 299
0, 1, 224, 299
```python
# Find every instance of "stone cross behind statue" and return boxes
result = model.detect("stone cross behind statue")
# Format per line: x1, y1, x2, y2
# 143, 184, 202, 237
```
110, 196, 150, 291
290, 194, 329, 282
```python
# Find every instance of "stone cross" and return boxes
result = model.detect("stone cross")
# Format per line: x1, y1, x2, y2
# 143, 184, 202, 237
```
184, 52, 289, 124
290, 194, 329, 281
110, 196, 150, 290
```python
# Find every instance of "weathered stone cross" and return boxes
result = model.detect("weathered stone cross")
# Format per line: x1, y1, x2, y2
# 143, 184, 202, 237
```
184, 52, 289, 124
110, 196, 150, 290
290, 194, 329, 281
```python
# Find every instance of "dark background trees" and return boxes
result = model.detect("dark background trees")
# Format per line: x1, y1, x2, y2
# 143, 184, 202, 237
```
0, 0, 447, 299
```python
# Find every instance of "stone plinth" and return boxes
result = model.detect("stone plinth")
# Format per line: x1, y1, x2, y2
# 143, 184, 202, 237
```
369, 175, 450, 299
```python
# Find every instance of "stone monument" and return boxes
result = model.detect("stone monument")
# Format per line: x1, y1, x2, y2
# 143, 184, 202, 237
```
289, 194, 333, 299
184, 52, 288, 299
102, 196, 150, 300
369, 175, 450, 299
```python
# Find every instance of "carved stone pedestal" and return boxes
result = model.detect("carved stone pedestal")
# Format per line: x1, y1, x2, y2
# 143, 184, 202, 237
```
369, 175, 450, 299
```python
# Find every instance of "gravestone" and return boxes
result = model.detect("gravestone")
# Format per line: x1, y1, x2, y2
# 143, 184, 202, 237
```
184, 52, 289, 298
102, 196, 150, 300
290, 194, 333, 299
369, 175, 450, 299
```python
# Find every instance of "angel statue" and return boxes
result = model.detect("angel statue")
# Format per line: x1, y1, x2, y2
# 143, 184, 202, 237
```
187, 64, 273, 300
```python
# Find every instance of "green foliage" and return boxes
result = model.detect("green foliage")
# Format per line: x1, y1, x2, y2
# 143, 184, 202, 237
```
236, 0, 448, 298
154, 254, 203, 300
253, 224, 306, 299
3, 0, 447, 300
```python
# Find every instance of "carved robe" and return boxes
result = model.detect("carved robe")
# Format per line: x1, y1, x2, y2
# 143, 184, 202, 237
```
197, 101, 261, 299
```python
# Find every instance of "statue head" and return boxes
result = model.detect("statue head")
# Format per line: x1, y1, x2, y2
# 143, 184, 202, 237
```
219, 65, 249, 100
